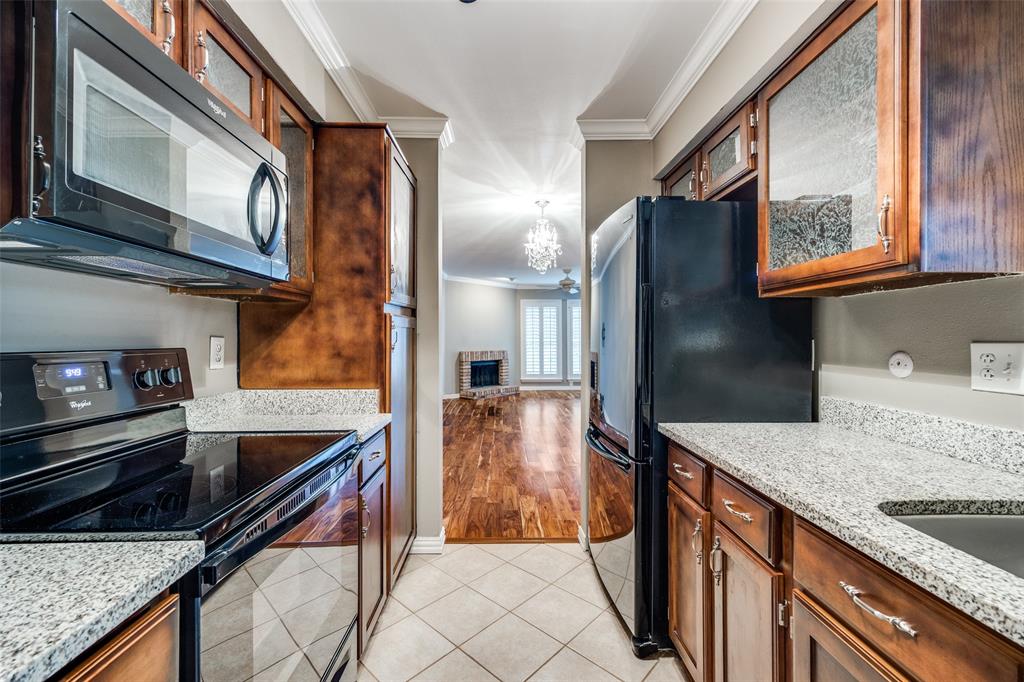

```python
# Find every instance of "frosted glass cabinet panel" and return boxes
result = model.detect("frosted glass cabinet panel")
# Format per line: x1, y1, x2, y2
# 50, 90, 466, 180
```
192, 2, 264, 131
699, 102, 756, 197
388, 144, 416, 308
662, 153, 701, 201
104, 0, 183, 64
757, 0, 901, 293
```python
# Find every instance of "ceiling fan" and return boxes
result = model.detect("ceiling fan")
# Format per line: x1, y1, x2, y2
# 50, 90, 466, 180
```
550, 268, 579, 295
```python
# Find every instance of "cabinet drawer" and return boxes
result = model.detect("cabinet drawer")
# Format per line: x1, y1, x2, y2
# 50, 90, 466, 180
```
794, 520, 1024, 681
667, 443, 706, 506
359, 430, 387, 486
710, 471, 778, 564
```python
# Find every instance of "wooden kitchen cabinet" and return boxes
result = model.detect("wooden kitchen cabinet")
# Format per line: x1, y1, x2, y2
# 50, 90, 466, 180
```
701, 102, 756, 199
387, 313, 416, 585
63, 594, 178, 681
662, 152, 702, 201
791, 590, 907, 682
388, 147, 416, 309
358, 465, 387, 652
757, 0, 1024, 296
104, 0, 184, 65
709, 522, 785, 682
668, 482, 709, 682
191, 1, 263, 132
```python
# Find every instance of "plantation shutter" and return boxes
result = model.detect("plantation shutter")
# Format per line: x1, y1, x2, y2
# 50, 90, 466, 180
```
520, 299, 562, 379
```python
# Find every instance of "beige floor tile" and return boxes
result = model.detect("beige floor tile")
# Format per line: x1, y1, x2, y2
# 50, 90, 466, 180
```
302, 545, 345, 566
462, 614, 562, 682
201, 618, 299, 682
643, 656, 687, 682
411, 650, 498, 681
247, 548, 318, 587
204, 569, 258, 613
361, 615, 454, 682
554, 563, 610, 608
594, 542, 630, 578
376, 597, 413, 631
249, 651, 320, 682
201, 590, 277, 651
390, 565, 463, 611
357, 664, 380, 682
431, 545, 504, 583
304, 633, 349, 677
528, 647, 618, 682
261, 565, 341, 614
469, 563, 548, 610
513, 585, 603, 643
280, 587, 356, 647
510, 545, 583, 582
417, 586, 507, 645
547, 542, 589, 560
401, 555, 435, 575
568, 611, 655, 682
476, 543, 535, 561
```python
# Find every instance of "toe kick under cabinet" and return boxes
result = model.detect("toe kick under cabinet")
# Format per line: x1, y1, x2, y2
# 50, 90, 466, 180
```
664, 441, 1024, 682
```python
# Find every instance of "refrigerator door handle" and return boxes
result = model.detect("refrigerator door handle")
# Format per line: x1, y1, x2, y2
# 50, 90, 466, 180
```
586, 427, 632, 473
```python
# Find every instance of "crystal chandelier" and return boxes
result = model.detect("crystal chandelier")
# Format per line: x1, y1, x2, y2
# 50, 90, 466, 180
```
524, 200, 562, 274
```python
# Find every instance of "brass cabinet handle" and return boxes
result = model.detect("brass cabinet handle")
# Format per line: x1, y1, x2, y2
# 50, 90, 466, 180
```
722, 499, 754, 524
361, 498, 371, 538
710, 537, 723, 586
195, 30, 210, 82
690, 518, 703, 565
839, 581, 917, 638
161, 0, 175, 55
876, 193, 892, 254
672, 463, 694, 480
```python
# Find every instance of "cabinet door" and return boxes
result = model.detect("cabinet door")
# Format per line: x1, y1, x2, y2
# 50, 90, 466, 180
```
663, 153, 702, 200
104, 0, 183, 65
358, 466, 387, 652
388, 315, 416, 584
700, 103, 756, 198
191, 1, 264, 132
268, 84, 314, 293
388, 143, 416, 308
710, 523, 784, 682
668, 483, 709, 682
757, 0, 903, 292
792, 591, 908, 682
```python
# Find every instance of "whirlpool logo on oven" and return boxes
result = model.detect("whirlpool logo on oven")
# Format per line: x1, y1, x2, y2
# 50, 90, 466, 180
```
69, 400, 93, 411
207, 98, 227, 119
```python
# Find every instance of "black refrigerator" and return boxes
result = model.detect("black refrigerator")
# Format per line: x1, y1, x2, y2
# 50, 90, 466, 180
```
586, 196, 812, 656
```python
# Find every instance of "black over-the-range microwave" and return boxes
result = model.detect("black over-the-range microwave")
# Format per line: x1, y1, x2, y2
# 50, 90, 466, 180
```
1, 0, 290, 288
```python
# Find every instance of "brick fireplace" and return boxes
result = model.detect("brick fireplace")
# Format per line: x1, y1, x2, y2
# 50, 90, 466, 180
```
457, 350, 519, 400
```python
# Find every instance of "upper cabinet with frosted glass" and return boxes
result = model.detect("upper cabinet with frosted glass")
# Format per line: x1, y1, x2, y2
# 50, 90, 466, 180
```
104, 0, 184, 64
701, 102, 757, 198
191, 1, 264, 133
757, 0, 1024, 296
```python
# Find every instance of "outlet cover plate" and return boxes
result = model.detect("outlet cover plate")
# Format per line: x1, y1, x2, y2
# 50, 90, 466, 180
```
970, 342, 1023, 395
209, 335, 225, 370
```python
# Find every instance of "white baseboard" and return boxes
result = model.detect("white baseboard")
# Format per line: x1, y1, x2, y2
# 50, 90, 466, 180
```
577, 523, 589, 552
410, 527, 446, 554
441, 393, 460, 400
519, 384, 581, 392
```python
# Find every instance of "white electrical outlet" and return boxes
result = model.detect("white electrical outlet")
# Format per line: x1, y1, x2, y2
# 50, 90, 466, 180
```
970, 342, 1024, 395
209, 335, 225, 370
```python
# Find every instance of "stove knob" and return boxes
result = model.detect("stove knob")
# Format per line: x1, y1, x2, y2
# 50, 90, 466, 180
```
134, 368, 159, 390
160, 367, 182, 387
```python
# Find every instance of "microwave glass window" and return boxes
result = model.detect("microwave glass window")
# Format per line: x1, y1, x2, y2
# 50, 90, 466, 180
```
71, 49, 269, 246
204, 34, 252, 118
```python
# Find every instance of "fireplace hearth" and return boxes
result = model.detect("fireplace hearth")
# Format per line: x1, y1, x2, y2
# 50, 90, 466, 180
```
457, 350, 519, 400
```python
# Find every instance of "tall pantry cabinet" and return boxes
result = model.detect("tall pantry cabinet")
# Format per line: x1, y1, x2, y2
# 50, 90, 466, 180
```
238, 123, 417, 590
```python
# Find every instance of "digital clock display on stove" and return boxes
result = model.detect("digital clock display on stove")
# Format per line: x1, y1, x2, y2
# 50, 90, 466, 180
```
33, 361, 110, 399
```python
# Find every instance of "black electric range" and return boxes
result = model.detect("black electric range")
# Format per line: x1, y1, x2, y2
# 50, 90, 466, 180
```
0, 350, 362, 681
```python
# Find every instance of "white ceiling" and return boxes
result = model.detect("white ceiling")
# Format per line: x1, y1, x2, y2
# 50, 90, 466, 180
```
310, 0, 728, 285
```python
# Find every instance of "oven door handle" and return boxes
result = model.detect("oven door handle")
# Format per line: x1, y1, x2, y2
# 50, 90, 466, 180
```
202, 460, 350, 587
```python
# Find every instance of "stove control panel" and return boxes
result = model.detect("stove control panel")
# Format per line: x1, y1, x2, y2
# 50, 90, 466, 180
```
1, 349, 194, 438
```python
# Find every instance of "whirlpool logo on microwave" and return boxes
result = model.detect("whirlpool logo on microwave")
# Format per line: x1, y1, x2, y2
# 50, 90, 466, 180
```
207, 98, 228, 119
69, 400, 93, 411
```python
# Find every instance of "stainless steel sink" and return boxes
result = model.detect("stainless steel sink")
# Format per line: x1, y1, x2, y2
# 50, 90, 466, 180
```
889, 514, 1024, 579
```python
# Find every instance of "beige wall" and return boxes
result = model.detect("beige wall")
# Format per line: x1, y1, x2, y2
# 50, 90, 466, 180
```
226, 0, 358, 121
652, 0, 837, 175
584, 140, 659, 236
443, 280, 519, 395
400, 137, 445, 543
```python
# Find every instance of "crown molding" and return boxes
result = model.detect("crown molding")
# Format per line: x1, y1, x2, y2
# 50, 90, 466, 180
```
646, 0, 759, 136
281, 0, 379, 123
574, 0, 759, 143
385, 117, 455, 149
568, 123, 585, 151
442, 274, 562, 291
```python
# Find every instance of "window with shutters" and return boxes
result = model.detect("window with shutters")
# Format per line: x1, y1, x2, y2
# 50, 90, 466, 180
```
567, 299, 582, 381
520, 299, 562, 380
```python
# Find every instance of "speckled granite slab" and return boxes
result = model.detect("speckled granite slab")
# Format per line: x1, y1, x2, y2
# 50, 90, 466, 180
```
658, 422, 1024, 647
820, 396, 1024, 475
185, 389, 388, 441
0, 541, 204, 682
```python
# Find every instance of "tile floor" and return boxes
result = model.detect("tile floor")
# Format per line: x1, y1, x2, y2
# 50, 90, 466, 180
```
358, 542, 685, 682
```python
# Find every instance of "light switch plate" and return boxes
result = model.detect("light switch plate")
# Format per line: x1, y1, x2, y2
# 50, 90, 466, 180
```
970, 342, 1023, 395
209, 335, 225, 370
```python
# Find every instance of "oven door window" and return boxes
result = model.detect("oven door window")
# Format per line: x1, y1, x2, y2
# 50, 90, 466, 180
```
200, 467, 357, 681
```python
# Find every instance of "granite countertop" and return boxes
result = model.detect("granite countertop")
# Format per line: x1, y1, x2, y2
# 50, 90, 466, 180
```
658, 421, 1024, 648
184, 389, 390, 441
0, 541, 204, 682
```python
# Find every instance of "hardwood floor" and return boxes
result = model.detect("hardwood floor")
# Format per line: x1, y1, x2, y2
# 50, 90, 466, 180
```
443, 391, 581, 541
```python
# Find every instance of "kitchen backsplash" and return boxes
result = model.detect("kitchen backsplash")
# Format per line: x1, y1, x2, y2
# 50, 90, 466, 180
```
184, 388, 380, 429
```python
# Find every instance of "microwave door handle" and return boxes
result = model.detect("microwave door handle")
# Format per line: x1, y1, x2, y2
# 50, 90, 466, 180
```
247, 163, 285, 256
263, 166, 285, 256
